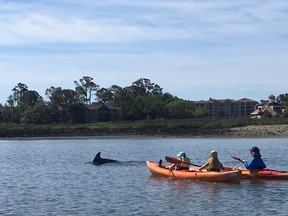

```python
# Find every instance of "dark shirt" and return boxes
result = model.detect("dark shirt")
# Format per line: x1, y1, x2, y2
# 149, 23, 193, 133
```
244, 157, 266, 170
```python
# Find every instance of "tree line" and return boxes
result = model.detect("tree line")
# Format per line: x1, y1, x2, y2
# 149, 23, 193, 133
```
1, 76, 288, 124
0, 77, 208, 124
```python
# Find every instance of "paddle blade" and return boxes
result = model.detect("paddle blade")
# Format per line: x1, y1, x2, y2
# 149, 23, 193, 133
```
165, 156, 201, 167
165, 156, 182, 165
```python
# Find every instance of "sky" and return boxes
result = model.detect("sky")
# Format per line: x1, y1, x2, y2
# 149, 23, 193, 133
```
1, 0, 288, 104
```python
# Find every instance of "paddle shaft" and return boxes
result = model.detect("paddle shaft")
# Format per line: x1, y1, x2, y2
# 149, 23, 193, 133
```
230, 155, 245, 164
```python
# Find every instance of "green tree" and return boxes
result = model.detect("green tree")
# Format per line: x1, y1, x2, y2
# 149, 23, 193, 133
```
5, 95, 19, 122
9, 83, 43, 108
96, 88, 113, 104
131, 95, 166, 120
6, 83, 43, 122
10, 83, 28, 107
276, 93, 288, 103
131, 78, 162, 96
109, 85, 123, 101
20, 101, 59, 124
22, 90, 43, 107
45, 87, 80, 122
113, 87, 135, 120
165, 100, 195, 119
74, 76, 99, 104
194, 106, 208, 118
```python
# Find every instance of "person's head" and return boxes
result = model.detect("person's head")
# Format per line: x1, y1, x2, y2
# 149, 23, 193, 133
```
210, 150, 218, 158
250, 146, 261, 157
177, 151, 186, 158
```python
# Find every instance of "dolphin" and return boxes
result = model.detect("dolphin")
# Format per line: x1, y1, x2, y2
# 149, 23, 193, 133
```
92, 152, 118, 165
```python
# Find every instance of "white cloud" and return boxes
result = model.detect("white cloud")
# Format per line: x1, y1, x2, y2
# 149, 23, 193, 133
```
0, 1, 287, 45
0, 0, 288, 103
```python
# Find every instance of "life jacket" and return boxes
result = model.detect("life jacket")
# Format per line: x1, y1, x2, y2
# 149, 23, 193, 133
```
176, 157, 191, 170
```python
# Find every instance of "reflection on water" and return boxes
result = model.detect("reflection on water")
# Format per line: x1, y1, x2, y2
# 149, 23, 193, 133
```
148, 174, 226, 196
149, 175, 192, 190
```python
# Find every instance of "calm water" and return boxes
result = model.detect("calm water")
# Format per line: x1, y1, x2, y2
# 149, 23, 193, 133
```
0, 137, 287, 216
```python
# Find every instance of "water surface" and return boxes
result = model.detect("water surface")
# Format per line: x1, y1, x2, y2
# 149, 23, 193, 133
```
0, 138, 287, 215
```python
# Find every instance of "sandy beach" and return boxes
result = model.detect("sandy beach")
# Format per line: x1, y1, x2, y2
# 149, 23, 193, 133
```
228, 124, 288, 138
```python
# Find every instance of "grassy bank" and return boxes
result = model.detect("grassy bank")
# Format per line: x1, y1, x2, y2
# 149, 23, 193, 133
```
1, 118, 288, 138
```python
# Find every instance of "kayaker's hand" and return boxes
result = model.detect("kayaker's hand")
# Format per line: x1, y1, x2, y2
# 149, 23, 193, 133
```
169, 164, 175, 171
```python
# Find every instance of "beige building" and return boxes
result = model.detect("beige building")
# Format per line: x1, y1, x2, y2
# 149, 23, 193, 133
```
195, 98, 258, 119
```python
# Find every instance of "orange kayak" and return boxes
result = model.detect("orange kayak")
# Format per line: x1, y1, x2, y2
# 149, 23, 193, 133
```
224, 167, 288, 180
228, 155, 288, 180
146, 161, 241, 184
239, 169, 288, 180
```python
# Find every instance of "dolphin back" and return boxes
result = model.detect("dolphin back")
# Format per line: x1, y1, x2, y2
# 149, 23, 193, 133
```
92, 152, 118, 165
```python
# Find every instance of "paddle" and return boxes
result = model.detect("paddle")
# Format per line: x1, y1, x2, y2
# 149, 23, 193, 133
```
165, 156, 201, 167
230, 155, 245, 164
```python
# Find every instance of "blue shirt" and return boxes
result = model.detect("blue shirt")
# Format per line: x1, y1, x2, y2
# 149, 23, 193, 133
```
244, 157, 266, 170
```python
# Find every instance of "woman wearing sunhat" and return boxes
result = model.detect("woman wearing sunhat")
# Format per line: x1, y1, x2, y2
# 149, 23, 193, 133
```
244, 146, 266, 170
199, 150, 224, 171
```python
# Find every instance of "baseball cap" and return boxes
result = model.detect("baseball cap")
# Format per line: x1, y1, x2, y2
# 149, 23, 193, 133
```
250, 146, 260, 153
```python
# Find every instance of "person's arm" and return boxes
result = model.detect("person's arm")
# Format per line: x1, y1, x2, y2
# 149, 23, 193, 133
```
244, 160, 250, 169
169, 164, 176, 171
244, 159, 257, 170
245, 158, 266, 170
219, 162, 224, 170
199, 161, 209, 171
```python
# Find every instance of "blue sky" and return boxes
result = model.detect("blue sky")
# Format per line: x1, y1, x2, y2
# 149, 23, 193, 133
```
1, 0, 288, 104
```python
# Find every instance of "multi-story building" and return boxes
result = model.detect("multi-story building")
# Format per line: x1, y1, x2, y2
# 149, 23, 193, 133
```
194, 98, 258, 119
234, 98, 258, 117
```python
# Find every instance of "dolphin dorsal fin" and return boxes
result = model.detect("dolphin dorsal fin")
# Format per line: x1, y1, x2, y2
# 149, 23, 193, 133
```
93, 152, 101, 163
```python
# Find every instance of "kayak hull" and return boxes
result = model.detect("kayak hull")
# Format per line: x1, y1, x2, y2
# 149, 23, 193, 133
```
146, 161, 241, 184
241, 169, 288, 180
225, 167, 288, 180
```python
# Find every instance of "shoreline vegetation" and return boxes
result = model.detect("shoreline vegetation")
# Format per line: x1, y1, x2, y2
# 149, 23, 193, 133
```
1, 119, 288, 139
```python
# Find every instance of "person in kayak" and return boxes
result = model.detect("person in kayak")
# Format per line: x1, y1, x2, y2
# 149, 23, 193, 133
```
199, 150, 224, 171
169, 151, 191, 170
244, 146, 266, 170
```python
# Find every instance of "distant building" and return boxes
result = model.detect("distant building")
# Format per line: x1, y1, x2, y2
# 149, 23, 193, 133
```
194, 98, 258, 119
80, 103, 121, 122
251, 95, 284, 119
234, 98, 259, 117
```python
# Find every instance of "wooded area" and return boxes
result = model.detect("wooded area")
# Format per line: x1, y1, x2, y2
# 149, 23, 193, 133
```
1, 76, 288, 124
0, 77, 208, 124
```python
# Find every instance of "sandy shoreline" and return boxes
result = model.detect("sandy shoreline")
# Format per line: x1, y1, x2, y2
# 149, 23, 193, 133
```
227, 124, 288, 138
